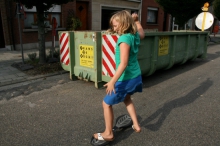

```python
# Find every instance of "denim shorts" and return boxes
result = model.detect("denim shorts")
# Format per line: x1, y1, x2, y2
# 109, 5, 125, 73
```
103, 75, 142, 105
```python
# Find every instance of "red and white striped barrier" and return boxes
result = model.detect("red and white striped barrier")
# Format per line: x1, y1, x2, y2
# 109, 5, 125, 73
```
102, 34, 119, 77
59, 32, 70, 65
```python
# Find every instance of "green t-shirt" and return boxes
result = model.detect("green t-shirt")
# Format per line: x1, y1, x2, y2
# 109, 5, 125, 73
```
115, 32, 141, 81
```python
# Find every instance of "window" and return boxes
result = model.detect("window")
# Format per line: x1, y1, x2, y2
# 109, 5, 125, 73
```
24, 5, 61, 28
147, 7, 158, 24
101, 7, 139, 30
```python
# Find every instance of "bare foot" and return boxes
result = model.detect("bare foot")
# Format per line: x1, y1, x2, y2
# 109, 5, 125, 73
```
132, 125, 141, 133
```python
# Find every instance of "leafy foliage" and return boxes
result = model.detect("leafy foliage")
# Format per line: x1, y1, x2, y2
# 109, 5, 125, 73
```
155, 0, 215, 26
66, 10, 82, 30
213, 0, 220, 20
47, 49, 60, 60
14, 0, 74, 64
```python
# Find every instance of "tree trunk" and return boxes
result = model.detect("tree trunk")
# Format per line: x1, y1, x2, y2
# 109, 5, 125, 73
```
36, 5, 46, 64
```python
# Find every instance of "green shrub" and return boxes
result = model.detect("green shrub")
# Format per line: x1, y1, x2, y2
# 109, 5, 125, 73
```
67, 17, 82, 30
66, 10, 82, 30
46, 49, 60, 61
28, 53, 37, 61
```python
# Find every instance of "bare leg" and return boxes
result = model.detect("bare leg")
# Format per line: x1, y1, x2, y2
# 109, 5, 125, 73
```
124, 94, 141, 132
94, 101, 114, 140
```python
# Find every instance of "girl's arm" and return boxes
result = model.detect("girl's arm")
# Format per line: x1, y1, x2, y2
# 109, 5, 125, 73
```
135, 21, 145, 39
132, 13, 145, 39
104, 43, 130, 95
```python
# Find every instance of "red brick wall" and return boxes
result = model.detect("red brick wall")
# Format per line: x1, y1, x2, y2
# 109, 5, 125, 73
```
61, 0, 92, 30
62, 2, 76, 29
141, 0, 169, 31
12, 3, 27, 45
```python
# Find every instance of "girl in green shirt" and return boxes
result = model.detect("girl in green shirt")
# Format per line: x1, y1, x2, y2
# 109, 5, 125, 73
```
93, 10, 145, 142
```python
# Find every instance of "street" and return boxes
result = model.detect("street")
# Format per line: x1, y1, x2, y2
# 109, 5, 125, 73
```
1, 43, 220, 146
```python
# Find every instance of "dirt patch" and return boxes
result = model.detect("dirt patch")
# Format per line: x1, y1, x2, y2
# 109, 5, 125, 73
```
11, 61, 64, 76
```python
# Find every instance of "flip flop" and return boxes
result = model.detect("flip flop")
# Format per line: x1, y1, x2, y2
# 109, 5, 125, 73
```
94, 133, 114, 141
90, 136, 110, 146
132, 125, 141, 133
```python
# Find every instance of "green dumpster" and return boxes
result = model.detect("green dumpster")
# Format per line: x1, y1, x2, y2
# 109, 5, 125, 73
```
101, 31, 208, 82
58, 30, 209, 88
138, 31, 208, 76
59, 31, 104, 88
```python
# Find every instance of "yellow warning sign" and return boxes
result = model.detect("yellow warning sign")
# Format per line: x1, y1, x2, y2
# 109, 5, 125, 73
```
158, 36, 169, 56
79, 45, 94, 68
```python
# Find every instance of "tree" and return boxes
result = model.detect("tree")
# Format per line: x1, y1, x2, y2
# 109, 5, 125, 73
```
213, 0, 220, 20
14, 0, 73, 64
155, 0, 215, 27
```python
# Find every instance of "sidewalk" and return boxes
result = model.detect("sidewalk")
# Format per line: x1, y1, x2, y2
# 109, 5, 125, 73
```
209, 33, 220, 44
0, 48, 66, 88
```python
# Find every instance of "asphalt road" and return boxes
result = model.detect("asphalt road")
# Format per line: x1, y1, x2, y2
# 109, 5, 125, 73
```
1, 43, 220, 146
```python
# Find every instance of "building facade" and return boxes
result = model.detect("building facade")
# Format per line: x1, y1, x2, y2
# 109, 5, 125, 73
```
0, 0, 169, 50
141, 0, 170, 31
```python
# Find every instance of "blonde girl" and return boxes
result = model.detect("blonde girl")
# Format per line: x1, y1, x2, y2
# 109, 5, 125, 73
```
93, 10, 145, 142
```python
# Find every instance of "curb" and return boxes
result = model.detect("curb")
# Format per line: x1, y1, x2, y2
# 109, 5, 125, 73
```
0, 70, 69, 88
208, 36, 220, 45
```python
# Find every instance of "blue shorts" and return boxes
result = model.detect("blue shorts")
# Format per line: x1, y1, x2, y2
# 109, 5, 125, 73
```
103, 75, 142, 105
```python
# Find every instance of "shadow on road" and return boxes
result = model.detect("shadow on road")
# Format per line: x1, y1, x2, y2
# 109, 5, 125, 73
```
140, 78, 213, 131
110, 115, 143, 145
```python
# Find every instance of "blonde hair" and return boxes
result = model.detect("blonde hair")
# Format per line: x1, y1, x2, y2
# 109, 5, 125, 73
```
107, 10, 137, 35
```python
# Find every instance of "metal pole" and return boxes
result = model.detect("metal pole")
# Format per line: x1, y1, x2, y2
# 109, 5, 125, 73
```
172, 17, 175, 31
17, 3, 24, 64
53, 35, 55, 58
8, 0, 15, 50
139, 0, 142, 22
52, 35, 54, 58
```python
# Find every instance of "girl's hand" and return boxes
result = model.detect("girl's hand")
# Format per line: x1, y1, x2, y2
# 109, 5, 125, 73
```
131, 13, 139, 22
103, 81, 116, 95
131, 13, 145, 39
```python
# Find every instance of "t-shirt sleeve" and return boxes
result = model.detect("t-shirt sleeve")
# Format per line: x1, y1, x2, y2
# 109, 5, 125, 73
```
117, 35, 131, 47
